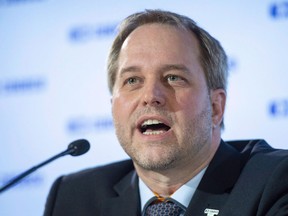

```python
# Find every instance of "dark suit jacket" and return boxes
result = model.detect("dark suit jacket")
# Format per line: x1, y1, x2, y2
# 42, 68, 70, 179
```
44, 140, 288, 216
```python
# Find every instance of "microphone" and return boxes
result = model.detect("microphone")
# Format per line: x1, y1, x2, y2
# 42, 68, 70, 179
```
0, 139, 90, 194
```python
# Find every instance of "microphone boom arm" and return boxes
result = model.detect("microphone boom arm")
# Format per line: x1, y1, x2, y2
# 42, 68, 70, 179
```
0, 139, 90, 194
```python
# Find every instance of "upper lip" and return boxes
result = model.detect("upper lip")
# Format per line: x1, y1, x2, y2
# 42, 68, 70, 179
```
136, 115, 171, 131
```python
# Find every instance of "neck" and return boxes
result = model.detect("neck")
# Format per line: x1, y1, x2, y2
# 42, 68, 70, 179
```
135, 136, 221, 197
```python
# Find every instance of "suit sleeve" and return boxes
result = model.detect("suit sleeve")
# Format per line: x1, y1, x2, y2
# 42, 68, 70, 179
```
43, 177, 63, 216
260, 156, 288, 216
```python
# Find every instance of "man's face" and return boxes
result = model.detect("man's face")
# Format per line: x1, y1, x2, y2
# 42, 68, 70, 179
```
111, 24, 221, 171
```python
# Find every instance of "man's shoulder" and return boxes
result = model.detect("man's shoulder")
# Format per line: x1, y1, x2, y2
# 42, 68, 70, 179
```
226, 139, 288, 167
44, 161, 136, 215
218, 139, 288, 214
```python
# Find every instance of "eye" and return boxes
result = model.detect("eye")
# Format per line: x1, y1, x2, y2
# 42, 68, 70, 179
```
124, 77, 140, 85
165, 74, 189, 87
166, 74, 184, 82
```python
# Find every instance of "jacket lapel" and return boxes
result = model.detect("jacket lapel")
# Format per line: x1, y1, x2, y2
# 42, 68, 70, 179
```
100, 170, 141, 216
185, 140, 244, 216
99, 140, 245, 216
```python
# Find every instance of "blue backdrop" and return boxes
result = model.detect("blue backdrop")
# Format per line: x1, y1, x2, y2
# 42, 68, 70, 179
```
1, 0, 288, 215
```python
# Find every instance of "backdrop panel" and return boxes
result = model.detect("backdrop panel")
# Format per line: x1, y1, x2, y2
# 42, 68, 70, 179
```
0, 0, 287, 215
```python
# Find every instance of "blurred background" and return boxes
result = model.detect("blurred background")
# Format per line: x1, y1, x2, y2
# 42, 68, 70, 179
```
0, 0, 287, 215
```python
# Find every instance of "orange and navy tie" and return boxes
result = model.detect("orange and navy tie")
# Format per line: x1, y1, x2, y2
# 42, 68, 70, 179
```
144, 196, 186, 216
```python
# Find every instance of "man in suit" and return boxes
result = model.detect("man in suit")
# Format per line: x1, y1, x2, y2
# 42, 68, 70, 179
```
44, 10, 288, 215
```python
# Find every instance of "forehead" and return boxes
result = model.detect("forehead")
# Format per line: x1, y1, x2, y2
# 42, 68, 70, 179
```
121, 23, 199, 56
117, 23, 202, 74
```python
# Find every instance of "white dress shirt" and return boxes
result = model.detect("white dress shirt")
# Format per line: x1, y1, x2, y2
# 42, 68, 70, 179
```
139, 167, 207, 211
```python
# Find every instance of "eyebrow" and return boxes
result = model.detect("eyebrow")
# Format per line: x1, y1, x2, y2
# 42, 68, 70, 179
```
119, 66, 141, 77
158, 64, 190, 74
118, 64, 190, 77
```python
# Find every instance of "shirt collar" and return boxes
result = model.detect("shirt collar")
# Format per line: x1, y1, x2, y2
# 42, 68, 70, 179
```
139, 167, 207, 211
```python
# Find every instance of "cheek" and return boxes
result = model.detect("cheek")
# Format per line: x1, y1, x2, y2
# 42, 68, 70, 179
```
174, 91, 210, 118
112, 98, 123, 120
112, 93, 136, 120
174, 91, 199, 111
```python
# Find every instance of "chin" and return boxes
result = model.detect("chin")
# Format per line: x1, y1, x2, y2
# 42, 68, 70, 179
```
133, 154, 178, 171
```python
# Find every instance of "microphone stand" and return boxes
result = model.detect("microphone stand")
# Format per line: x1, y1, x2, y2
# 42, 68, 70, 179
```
0, 148, 74, 194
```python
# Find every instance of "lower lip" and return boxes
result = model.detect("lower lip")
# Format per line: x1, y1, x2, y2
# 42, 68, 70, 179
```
136, 129, 173, 141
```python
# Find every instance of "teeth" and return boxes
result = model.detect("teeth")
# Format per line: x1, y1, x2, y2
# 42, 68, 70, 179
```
142, 119, 163, 126
140, 119, 169, 135
143, 130, 164, 135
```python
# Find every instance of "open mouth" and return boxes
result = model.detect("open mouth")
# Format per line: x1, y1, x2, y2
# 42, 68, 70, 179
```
139, 119, 171, 135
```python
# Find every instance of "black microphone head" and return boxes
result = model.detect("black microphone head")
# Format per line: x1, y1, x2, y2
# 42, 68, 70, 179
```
67, 139, 90, 156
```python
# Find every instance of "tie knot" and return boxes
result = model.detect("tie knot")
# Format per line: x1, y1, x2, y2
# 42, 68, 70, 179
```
144, 198, 185, 216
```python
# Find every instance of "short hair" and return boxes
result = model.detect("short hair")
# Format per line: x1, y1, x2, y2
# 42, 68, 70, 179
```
107, 9, 228, 128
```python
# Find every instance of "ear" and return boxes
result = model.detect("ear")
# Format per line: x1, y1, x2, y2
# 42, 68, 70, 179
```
210, 89, 226, 127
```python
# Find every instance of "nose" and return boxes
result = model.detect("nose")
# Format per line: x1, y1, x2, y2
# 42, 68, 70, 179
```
142, 80, 166, 107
